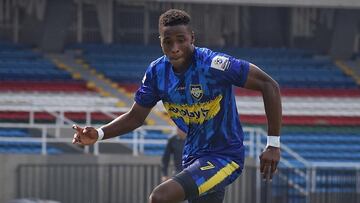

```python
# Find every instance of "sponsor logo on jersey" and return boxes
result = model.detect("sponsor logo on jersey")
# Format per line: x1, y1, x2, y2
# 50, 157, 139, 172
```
190, 84, 203, 100
211, 55, 230, 71
163, 95, 222, 124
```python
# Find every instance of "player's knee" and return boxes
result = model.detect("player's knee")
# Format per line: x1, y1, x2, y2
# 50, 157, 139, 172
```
148, 190, 168, 203
149, 178, 185, 203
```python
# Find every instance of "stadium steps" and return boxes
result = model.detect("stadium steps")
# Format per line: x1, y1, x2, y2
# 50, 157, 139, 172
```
47, 52, 170, 126
336, 60, 360, 86
0, 41, 91, 91
46, 52, 129, 106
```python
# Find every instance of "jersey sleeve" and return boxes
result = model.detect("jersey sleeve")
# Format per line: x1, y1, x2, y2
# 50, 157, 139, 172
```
134, 66, 161, 108
209, 54, 250, 87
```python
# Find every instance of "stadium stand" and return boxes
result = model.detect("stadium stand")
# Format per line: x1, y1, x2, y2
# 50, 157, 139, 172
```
71, 44, 162, 83
73, 44, 359, 89
97, 44, 360, 201
1, 1, 360, 202
71, 44, 360, 136
0, 128, 62, 154
0, 41, 127, 154
2, 41, 359, 166
0, 41, 123, 122
0, 41, 95, 92
73, 44, 360, 124
0, 42, 71, 81
222, 48, 358, 88
280, 125, 360, 163
2, 42, 360, 162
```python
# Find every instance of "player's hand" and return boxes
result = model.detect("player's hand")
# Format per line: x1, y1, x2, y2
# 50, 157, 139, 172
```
72, 124, 98, 146
259, 146, 280, 181
161, 176, 170, 182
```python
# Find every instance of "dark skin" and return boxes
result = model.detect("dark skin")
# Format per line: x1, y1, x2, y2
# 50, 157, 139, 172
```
72, 24, 282, 203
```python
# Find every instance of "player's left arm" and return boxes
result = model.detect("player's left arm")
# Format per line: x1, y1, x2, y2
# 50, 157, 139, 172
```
243, 63, 282, 180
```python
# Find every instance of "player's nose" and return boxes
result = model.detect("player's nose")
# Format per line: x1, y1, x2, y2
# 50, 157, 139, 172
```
170, 43, 180, 53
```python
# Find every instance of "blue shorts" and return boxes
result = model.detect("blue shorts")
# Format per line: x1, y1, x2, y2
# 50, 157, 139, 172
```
172, 155, 243, 202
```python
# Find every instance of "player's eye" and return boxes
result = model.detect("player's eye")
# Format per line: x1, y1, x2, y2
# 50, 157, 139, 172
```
163, 40, 171, 45
177, 38, 185, 43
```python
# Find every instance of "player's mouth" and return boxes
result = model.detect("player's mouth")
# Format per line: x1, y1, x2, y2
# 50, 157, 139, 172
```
169, 56, 183, 61
170, 58, 181, 62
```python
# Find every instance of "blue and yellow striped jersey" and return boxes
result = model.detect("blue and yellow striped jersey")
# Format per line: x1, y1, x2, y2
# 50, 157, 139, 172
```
135, 47, 250, 166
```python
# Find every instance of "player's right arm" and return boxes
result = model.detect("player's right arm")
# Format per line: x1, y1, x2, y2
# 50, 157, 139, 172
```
73, 61, 161, 146
72, 102, 152, 145
100, 102, 152, 139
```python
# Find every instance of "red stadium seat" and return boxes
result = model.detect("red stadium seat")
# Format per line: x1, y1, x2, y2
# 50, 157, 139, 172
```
235, 87, 360, 97
240, 115, 360, 126
0, 81, 93, 92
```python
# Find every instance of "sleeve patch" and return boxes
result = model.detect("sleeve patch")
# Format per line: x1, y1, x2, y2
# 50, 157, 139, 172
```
211, 55, 230, 71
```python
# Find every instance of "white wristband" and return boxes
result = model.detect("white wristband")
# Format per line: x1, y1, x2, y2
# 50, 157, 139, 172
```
96, 128, 104, 141
266, 136, 280, 148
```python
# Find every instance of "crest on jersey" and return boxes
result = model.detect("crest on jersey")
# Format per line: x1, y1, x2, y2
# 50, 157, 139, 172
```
211, 55, 230, 71
190, 84, 203, 100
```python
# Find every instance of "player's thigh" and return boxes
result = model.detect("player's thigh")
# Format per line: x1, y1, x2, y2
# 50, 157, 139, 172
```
149, 178, 186, 203
189, 189, 225, 203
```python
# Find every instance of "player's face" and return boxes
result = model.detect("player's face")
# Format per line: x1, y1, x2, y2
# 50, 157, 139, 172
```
159, 25, 195, 72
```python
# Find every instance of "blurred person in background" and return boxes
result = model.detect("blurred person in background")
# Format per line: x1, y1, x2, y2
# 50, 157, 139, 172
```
72, 8, 282, 203
161, 128, 186, 182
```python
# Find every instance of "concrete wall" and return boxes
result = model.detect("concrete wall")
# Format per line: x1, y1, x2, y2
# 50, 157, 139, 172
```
330, 9, 360, 59
0, 154, 160, 203
249, 6, 290, 47
141, 0, 360, 8
0, 154, 256, 203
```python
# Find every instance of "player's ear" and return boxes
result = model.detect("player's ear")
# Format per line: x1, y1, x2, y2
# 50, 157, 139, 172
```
159, 35, 163, 48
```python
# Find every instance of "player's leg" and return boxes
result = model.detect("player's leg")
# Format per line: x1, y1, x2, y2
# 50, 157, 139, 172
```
189, 189, 225, 203
148, 178, 186, 203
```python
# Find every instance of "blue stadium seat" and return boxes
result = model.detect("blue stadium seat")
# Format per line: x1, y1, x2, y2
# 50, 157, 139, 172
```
76, 44, 358, 88
0, 129, 63, 154
0, 42, 74, 82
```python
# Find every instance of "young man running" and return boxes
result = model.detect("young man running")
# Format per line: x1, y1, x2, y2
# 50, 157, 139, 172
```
73, 9, 282, 203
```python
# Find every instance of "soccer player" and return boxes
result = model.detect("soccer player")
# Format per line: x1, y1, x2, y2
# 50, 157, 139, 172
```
161, 128, 186, 182
72, 9, 282, 203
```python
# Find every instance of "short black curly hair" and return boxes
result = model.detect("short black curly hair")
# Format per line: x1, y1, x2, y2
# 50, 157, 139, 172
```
158, 9, 191, 28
